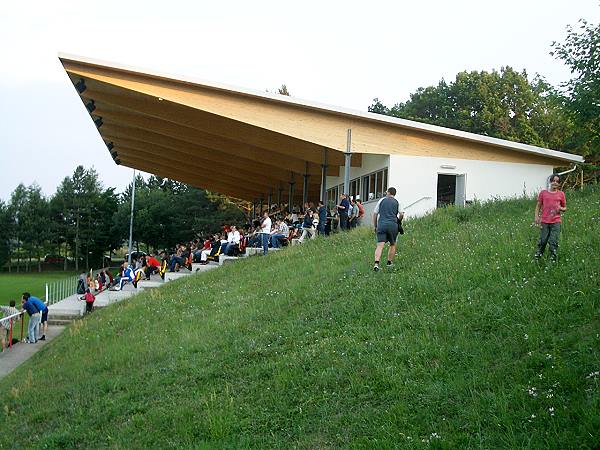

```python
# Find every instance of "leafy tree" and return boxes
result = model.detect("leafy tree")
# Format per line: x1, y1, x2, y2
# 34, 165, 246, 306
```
8, 184, 28, 272
552, 19, 600, 161
278, 84, 291, 96
369, 67, 575, 151
0, 201, 13, 268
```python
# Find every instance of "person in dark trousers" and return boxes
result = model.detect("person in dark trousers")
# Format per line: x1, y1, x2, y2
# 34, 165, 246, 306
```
337, 193, 350, 231
317, 200, 327, 236
534, 174, 567, 261
372, 187, 404, 272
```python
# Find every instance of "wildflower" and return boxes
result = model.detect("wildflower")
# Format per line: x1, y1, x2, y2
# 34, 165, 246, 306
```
524, 334, 529, 340
549, 407, 555, 417
586, 371, 599, 379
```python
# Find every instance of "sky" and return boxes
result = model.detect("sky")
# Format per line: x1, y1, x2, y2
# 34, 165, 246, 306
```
0, 0, 598, 202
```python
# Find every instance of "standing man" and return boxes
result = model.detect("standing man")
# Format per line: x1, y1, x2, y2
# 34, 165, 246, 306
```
28, 294, 49, 341
356, 198, 365, 226
534, 174, 567, 262
259, 211, 272, 255
317, 200, 327, 236
337, 194, 350, 231
21, 293, 42, 343
372, 187, 404, 272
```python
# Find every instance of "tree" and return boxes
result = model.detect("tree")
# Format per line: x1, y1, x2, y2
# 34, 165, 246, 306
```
278, 84, 291, 96
552, 19, 600, 161
0, 202, 13, 269
369, 67, 575, 152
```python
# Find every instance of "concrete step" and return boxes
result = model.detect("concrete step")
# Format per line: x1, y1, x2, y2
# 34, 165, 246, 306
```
164, 271, 192, 282
47, 318, 73, 326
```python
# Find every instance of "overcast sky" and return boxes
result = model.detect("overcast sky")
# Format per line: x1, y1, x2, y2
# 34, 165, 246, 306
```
0, 0, 598, 202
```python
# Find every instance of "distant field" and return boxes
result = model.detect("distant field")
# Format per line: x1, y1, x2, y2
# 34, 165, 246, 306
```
0, 272, 77, 305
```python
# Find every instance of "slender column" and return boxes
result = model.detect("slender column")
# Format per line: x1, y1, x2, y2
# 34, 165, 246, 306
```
267, 191, 273, 213
252, 201, 256, 218
259, 197, 264, 215
288, 173, 295, 210
320, 148, 328, 203
278, 186, 283, 211
127, 169, 136, 266
343, 129, 352, 196
302, 161, 310, 210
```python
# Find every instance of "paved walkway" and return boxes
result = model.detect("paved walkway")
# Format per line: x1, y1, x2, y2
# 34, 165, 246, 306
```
0, 325, 65, 379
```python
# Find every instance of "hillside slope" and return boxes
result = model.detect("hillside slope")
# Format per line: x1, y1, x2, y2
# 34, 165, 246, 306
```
1, 187, 599, 449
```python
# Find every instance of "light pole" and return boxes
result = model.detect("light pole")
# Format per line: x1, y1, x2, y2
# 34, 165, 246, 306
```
127, 169, 136, 265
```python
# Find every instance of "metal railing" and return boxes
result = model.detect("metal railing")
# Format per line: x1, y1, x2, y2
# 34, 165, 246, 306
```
1, 311, 25, 351
44, 267, 110, 306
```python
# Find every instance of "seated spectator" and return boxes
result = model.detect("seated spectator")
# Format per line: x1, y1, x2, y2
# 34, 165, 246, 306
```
144, 253, 162, 279
299, 209, 318, 243
270, 218, 289, 248
200, 234, 221, 263
1, 300, 20, 352
111, 262, 135, 291
222, 225, 241, 256
168, 244, 186, 272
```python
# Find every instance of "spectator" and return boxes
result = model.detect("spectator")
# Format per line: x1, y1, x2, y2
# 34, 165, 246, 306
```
317, 200, 327, 235
169, 245, 186, 272
270, 219, 289, 248
26, 293, 49, 341
223, 225, 241, 256
21, 293, 43, 343
348, 198, 359, 228
259, 211, 272, 255
111, 262, 135, 291
356, 198, 365, 226
1, 300, 20, 352
337, 193, 350, 230
144, 253, 162, 279
79, 288, 96, 313
298, 209, 318, 243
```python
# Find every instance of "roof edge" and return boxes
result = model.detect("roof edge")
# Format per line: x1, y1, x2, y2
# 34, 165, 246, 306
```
58, 53, 585, 165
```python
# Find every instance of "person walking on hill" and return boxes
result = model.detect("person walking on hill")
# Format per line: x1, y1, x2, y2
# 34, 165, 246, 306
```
372, 187, 404, 272
534, 174, 567, 262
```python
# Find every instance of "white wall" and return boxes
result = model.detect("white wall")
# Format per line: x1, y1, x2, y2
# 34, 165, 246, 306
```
388, 154, 554, 217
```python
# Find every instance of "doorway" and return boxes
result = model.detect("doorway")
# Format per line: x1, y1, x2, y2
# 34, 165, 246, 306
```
437, 174, 466, 207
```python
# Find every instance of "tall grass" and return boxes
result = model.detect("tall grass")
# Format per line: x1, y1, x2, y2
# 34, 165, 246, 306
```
0, 187, 598, 448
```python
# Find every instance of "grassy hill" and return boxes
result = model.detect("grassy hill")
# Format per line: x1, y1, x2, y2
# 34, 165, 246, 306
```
1, 186, 599, 449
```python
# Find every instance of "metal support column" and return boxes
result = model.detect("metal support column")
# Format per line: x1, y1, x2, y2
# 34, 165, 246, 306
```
267, 191, 273, 213
278, 186, 283, 211
127, 169, 136, 266
259, 197, 264, 215
343, 129, 352, 196
321, 148, 328, 203
302, 161, 310, 210
252, 201, 256, 218
288, 173, 295, 210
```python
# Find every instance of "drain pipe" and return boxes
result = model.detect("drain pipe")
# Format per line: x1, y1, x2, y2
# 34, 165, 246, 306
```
547, 165, 578, 189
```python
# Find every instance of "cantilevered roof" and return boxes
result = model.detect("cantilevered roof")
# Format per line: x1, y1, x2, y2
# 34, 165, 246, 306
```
59, 53, 584, 201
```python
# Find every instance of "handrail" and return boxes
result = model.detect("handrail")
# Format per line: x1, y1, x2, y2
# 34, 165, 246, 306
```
404, 196, 433, 210
1, 310, 25, 352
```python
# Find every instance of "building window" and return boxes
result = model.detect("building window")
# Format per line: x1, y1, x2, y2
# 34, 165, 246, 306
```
361, 167, 389, 202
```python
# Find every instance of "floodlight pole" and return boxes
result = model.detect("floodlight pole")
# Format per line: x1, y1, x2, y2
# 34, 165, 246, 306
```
127, 169, 136, 266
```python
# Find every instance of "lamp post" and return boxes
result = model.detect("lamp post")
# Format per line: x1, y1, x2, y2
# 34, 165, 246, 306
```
127, 170, 136, 265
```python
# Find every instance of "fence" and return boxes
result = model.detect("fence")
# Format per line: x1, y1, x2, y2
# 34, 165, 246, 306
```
44, 268, 109, 306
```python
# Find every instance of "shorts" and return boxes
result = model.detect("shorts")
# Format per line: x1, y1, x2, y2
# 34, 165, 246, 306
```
376, 224, 398, 244
41, 309, 48, 323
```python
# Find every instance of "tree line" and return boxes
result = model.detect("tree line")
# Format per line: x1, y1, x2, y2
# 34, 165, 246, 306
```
0, 166, 245, 272
368, 18, 600, 168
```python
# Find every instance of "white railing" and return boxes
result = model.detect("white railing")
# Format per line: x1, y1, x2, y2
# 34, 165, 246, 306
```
44, 267, 110, 306
404, 196, 433, 210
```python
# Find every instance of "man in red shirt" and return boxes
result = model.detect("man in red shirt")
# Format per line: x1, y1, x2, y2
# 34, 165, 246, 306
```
144, 254, 162, 280
534, 174, 567, 261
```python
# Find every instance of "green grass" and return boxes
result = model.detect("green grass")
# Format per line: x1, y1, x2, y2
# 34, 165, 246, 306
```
0, 272, 76, 305
1, 187, 599, 448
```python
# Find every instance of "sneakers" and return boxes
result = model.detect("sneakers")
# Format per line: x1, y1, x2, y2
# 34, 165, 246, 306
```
39, 335, 46, 341
386, 261, 393, 268
373, 264, 380, 272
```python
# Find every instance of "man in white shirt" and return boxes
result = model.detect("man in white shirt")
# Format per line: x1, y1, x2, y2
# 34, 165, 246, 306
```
259, 212, 272, 255
223, 225, 241, 255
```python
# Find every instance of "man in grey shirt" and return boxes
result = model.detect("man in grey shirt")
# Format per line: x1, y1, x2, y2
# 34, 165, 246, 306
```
372, 187, 404, 271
